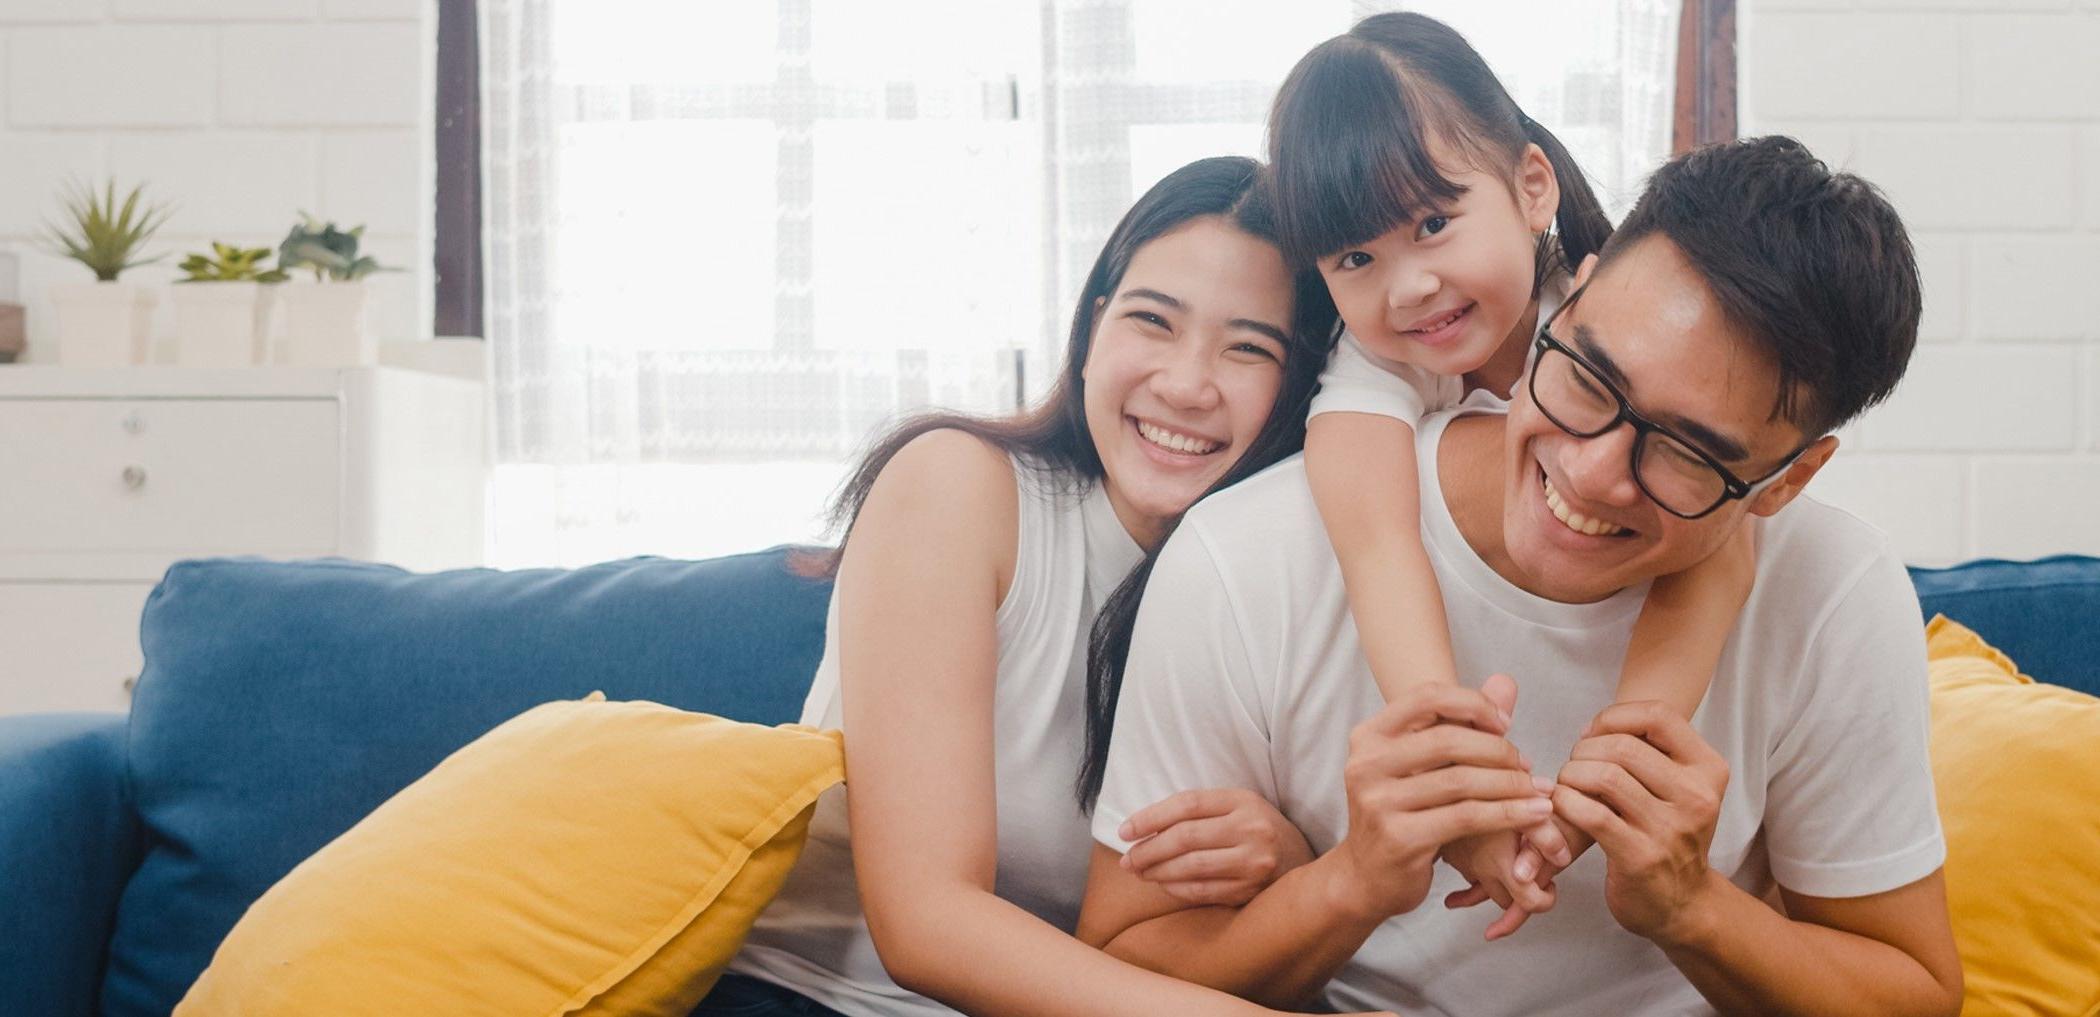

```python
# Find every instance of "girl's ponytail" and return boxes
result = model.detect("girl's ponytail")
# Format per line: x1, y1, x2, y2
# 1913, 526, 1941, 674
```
1519, 112, 1613, 284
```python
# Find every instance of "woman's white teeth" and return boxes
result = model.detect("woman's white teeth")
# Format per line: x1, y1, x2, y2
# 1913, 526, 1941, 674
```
1136, 420, 1220, 455
1542, 476, 1628, 537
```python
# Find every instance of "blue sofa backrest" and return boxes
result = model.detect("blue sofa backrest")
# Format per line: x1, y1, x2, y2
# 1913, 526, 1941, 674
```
1910, 555, 2100, 697
91, 547, 2100, 1014
103, 550, 834, 1017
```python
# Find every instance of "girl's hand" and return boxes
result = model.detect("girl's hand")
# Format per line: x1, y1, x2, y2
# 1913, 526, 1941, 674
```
1515, 814, 1594, 892
1438, 828, 1558, 939
1119, 787, 1316, 906
1459, 814, 1593, 939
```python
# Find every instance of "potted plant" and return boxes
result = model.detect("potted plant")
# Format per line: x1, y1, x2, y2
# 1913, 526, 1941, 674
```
172, 242, 289, 367
0, 249, 23, 364
276, 214, 387, 367
42, 180, 172, 367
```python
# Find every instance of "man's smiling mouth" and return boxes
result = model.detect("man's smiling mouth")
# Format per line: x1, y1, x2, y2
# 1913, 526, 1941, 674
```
1541, 469, 1632, 538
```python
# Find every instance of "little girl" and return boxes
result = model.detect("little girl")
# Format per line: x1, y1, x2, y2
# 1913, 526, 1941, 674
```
1269, 12, 1754, 939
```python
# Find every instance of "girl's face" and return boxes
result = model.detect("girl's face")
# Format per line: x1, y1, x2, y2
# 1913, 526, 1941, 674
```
1318, 143, 1558, 383
1082, 216, 1296, 549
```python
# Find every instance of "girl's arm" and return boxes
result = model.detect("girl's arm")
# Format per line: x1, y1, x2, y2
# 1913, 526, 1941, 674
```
837, 429, 1316, 1017
1619, 523, 1757, 718
1305, 412, 1457, 697
1309, 412, 1567, 936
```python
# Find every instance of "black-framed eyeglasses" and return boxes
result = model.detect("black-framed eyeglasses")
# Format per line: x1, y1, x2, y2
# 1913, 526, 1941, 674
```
1526, 294, 1808, 520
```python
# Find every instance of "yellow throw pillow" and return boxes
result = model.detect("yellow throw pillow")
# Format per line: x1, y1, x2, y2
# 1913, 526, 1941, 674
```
1926, 615, 2100, 1017
178, 695, 844, 1017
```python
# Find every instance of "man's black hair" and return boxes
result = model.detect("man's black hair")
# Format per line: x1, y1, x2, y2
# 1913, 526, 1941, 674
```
1598, 135, 1921, 436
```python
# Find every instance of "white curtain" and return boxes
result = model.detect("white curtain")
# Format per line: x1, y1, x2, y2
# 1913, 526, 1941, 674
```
481, 0, 1680, 567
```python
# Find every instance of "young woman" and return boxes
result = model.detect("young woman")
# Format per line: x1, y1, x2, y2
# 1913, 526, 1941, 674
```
706, 157, 1388, 1017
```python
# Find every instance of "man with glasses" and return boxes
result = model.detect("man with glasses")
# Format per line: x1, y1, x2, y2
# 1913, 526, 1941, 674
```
1529, 299, 1812, 521
1078, 137, 1962, 1016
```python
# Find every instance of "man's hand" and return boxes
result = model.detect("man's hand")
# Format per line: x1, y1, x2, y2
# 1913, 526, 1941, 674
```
1552, 701, 1732, 945
1436, 673, 1571, 941
1331, 676, 1556, 923
1120, 787, 1316, 907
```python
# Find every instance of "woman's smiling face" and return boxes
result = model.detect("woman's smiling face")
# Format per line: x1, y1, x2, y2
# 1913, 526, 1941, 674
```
1082, 215, 1297, 547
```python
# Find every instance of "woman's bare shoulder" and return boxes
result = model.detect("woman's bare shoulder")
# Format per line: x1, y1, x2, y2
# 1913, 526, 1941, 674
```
853, 427, 1024, 568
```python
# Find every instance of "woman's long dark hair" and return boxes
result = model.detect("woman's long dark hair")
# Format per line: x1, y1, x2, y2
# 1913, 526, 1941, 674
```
810, 155, 1338, 601
1078, 13, 1617, 812
1268, 11, 1612, 289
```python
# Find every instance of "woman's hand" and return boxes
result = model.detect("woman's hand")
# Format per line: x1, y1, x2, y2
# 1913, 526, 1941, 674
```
1119, 787, 1316, 906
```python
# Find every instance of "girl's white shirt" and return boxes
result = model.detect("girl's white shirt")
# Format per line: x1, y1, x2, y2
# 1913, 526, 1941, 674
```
730, 456, 1143, 1017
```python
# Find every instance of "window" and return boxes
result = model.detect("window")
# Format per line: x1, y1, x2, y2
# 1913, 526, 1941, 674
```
473, 1, 1703, 566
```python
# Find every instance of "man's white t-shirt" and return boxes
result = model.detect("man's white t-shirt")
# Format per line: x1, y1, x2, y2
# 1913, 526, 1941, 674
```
1091, 408, 1945, 1017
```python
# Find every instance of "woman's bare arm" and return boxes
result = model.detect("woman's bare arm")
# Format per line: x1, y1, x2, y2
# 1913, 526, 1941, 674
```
837, 430, 1311, 1017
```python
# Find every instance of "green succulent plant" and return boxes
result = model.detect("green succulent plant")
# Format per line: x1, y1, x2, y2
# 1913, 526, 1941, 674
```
178, 242, 290, 283
42, 179, 173, 282
278, 213, 387, 282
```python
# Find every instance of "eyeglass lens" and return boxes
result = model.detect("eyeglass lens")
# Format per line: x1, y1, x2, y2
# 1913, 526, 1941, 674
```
1532, 343, 1729, 517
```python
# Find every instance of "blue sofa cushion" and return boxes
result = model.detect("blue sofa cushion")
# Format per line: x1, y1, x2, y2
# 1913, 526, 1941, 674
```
100, 549, 833, 1017
1910, 554, 2100, 698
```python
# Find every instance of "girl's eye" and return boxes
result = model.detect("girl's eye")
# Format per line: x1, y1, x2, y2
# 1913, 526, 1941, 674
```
1417, 215, 1450, 239
1336, 251, 1372, 271
1128, 311, 1169, 329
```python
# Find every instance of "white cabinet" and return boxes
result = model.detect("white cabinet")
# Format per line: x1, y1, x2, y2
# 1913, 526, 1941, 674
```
0, 400, 341, 554
0, 365, 487, 714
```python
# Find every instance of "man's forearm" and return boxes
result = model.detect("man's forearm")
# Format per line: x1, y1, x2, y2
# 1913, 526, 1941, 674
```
1661, 873, 1956, 1017
1102, 853, 1387, 1010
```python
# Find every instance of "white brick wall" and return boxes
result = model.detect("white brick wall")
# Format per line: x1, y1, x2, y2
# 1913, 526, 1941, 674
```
0, 2, 433, 360
1745, 0, 2100, 563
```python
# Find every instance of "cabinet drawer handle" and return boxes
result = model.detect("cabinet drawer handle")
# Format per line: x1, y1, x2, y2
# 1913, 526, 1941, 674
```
122, 465, 148, 489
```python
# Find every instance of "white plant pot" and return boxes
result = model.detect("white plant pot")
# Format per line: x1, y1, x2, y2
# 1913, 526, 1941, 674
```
50, 281, 157, 367
172, 282, 271, 367
279, 281, 371, 367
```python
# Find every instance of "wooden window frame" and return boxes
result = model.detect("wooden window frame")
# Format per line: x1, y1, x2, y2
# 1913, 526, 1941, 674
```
434, 0, 482, 339
1674, 0, 1737, 155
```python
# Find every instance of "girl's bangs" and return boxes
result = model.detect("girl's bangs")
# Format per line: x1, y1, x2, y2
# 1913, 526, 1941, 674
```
1271, 39, 1470, 268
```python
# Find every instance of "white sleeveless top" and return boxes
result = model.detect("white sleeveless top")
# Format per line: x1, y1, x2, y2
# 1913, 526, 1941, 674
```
729, 457, 1144, 1017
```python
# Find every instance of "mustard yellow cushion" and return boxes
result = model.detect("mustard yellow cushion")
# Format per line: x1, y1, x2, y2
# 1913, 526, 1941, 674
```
1926, 615, 2100, 1017
177, 695, 844, 1017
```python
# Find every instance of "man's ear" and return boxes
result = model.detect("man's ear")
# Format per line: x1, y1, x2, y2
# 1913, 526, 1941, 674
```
1747, 434, 1839, 517
1570, 252, 1599, 289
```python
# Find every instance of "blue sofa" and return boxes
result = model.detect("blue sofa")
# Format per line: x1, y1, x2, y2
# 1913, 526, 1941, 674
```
2, 548, 2095, 1016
